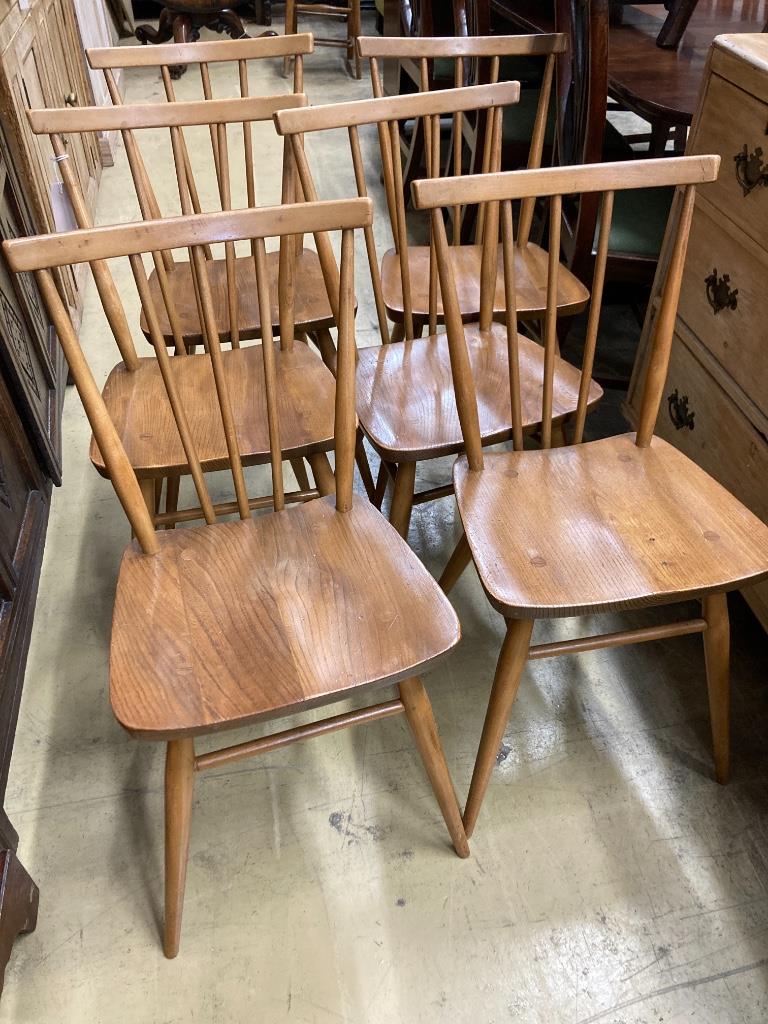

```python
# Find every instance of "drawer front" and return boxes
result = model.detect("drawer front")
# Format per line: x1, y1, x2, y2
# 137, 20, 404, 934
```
659, 330, 768, 523
692, 73, 768, 248
659, 330, 768, 628
677, 199, 768, 418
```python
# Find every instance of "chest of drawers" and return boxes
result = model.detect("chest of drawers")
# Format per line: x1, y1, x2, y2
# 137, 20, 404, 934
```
627, 33, 768, 632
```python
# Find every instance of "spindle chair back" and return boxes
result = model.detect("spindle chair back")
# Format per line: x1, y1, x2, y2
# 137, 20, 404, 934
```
358, 33, 566, 225
3, 199, 469, 956
413, 154, 768, 835
274, 83, 594, 539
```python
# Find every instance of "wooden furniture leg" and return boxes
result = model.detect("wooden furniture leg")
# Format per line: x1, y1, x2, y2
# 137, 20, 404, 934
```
656, 0, 700, 49
463, 618, 534, 837
289, 457, 311, 492
165, 474, 180, 530
439, 531, 472, 593
389, 461, 416, 539
307, 451, 336, 496
283, 0, 296, 77
164, 738, 195, 960
398, 677, 469, 858
140, 478, 155, 522
313, 327, 336, 369
355, 429, 376, 501
349, 0, 362, 79
703, 592, 731, 784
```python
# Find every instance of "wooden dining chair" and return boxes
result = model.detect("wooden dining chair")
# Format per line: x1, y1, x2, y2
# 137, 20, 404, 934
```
413, 154, 768, 835
357, 33, 566, 213
275, 83, 597, 539
28, 94, 342, 524
4, 197, 469, 958
283, 0, 362, 79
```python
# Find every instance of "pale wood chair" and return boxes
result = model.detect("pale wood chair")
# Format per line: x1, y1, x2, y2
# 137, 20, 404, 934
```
29, 95, 341, 524
412, 154, 768, 835
4, 197, 469, 958
284, 0, 362, 79
275, 84, 598, 539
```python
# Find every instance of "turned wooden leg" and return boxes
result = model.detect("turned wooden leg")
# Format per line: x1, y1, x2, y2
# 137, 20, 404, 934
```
702, 592, 731, 784
165, 473, 180, 530
390, 322, 405, 344
373, 460, 396, 509
289, 457, 311, 492
398, 676, 469, 858
308, 451, 336, 497
164, 738, 195, 959
463, 618, 534, 838
355, 429, 376, 501
439, 531, 472, 594
389, 461, 416, 540
313, 327, 337, 371
139, 478, 155, 526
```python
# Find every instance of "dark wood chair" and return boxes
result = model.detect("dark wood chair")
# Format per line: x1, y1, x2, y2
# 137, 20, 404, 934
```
4, 197, 470, 958
414, 154, 768, 836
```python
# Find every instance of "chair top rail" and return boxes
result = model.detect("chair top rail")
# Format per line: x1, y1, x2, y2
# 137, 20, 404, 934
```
87, 34, 315, 69
274, 80, 521, 136
28, 93, 308, 135
4, 198, 373, 272
357, 33, 566, 59
412, 155, 720, 209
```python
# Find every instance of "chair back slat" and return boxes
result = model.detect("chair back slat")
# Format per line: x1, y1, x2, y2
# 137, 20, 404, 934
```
572, 189, 613, 444
252, 237, 285, 511
348, 124, 389, 341
5, 199, 371, 543
87, 35, 315, 69
130, 251, 216, 521
518, 52, 556, 248
412, 157, 718, 462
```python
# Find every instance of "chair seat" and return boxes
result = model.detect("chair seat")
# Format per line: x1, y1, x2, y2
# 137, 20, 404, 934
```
455, 433, 768, 619
90, 342, 335, 477
142, 248, 335, 346
110, 495, 461, 738
356, 323, 602, 461
380, 243, 589, 324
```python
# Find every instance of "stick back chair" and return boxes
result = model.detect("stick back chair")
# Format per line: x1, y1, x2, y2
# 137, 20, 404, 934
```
284, 0, 362, 79
357, 33, 566, 216
275, 83, 598, 539
29, 95, 340, 525
3, 198, 469, 958
413, 155, 768, 835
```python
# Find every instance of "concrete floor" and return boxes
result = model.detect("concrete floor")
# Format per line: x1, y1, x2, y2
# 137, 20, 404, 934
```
3, 17, 768, 1023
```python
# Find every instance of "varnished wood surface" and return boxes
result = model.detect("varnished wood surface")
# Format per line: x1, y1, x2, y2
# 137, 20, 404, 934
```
455, 433, 768, 618
356, 324, 602, 460
89, 341, 336, 477
110, 495, 461, 738
86, 33, 315, 68
380, 242, 589, 323
141, 249, 335, 344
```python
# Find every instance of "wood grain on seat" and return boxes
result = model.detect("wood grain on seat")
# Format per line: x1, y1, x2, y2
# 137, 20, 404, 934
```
89, 341, 336, 477
141, 248, 335, 345
380, 243, 589, 323
110, 495, 461, 738
455, 433, 768, 618
356, 324, 602, 461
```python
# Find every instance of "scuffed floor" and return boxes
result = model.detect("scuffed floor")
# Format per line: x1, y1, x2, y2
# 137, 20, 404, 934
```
2, 15, 768, 1023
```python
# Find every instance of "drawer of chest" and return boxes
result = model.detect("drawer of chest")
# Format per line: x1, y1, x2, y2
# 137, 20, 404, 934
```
692, 73, 768, 248
657, 328, 768, 528
678, 199, 768, 418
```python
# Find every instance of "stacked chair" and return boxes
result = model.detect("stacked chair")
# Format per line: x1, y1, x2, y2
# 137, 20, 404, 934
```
8, 29, 768, 963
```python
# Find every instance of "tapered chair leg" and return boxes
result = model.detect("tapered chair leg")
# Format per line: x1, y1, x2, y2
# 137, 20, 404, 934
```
439, 531, 472, 594
702, 592, 731, 784
164, 737, 195, 959
389, 461, 416, 539
165, 473, 180, 530
308, 451, 336, 497
283, 0, 296, 77
355, 429, 376, 501
463, 618, 534, 838
398, 676, 470, 858
390, 322, 405, 344
313, 327, 337, 369
289, 457, 311, 492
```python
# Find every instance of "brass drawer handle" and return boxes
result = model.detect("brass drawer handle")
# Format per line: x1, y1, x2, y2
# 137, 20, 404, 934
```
705, 268, 738, 314
667, 389, 695, 431
734, 144, 768, 196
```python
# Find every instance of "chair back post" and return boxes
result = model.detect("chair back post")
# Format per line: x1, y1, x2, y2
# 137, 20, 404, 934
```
335, 227, 357, 511
635, 183, 697, 447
